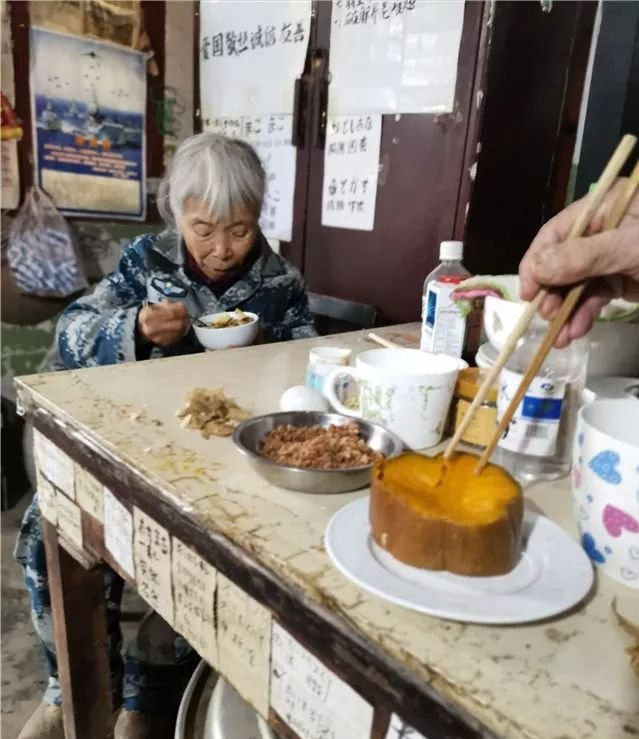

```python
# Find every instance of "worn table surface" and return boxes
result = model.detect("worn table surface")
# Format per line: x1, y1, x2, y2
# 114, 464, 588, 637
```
17, 325, 639, 739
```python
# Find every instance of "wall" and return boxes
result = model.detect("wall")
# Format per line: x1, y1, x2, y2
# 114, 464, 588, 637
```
1, 220, 159, 398
1, 0, 194, 396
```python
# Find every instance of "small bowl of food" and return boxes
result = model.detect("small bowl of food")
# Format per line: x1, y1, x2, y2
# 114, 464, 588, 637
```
194, 309, 259, 350
233, 411, 404, 494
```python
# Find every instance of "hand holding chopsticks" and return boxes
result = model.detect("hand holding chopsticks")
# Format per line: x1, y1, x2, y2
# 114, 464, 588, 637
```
443, 134, 639, 473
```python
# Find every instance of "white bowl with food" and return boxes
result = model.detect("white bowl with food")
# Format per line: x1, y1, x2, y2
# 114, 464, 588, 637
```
194, 309, 259, 350
483, 293, 639, 377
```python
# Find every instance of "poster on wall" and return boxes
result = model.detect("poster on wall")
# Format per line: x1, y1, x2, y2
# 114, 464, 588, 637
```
30, 27, 146, 220
1, 0, 20, 209
206, 114, 297, 243
329, 0, 465, 115
321, 114, 382, 231
199, 0, 312, 119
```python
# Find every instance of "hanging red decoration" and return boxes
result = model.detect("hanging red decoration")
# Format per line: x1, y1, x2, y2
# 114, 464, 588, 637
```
1, 91, 23, 140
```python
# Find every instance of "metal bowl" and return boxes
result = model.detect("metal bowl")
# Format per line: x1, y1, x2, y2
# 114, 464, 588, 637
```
232, 411, 404, 494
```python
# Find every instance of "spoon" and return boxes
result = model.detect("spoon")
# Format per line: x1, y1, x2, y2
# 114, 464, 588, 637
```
190, 314, 209, 328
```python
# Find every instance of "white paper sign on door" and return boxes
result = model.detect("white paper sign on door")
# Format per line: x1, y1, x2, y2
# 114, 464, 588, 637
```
133, 507, 174, 626
329, 0, 465, 115
204, 114, 296, 242
270, 622, 373, 739
104, 488, 134, 578
172, 539, 218, 669
386, 714, 430, 739
34, 430, 75, 498
199, 0, 311, 118
321, 114, 382, 231
244, 114, 296, 242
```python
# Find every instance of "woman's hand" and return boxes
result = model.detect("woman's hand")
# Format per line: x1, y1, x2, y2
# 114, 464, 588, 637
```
138, 302, 190, 347
519, 178, 639, 347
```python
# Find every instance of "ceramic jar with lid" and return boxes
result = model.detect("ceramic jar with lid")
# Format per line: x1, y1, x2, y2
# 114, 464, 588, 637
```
449, 367, 498, 449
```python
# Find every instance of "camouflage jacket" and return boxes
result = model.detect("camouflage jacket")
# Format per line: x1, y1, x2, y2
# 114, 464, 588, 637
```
55, 230, 316, 369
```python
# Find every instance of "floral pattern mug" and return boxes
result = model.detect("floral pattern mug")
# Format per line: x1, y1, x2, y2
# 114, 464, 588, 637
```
325, 348, 466, 449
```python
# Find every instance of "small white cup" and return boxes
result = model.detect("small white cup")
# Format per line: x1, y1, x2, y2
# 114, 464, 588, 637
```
572, 398, 639, 589
305, 346, 352, 398
325, 348, 466, 449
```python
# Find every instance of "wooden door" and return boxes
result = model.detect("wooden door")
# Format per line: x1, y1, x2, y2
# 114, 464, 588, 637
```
287, 1, 487, 325
285, 1, 596, 325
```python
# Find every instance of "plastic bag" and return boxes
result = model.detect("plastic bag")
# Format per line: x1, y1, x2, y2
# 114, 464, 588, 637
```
7, 186, 88, 298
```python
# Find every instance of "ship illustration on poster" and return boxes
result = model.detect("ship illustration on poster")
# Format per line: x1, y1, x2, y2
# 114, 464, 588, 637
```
35, 91, 143, 150
30, 27, 146, 219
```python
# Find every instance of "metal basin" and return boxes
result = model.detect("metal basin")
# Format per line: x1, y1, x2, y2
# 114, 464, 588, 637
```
232, 411, 404, 494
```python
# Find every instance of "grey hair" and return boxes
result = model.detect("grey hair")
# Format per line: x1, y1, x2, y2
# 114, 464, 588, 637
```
157, 133, 265, 225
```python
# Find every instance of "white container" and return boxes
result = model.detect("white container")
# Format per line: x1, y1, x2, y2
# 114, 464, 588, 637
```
175, 662, 277, 739
194, 312, 259, 351
572, 399, 639, 589
305, 346, 352, 399
325, 348, 466, 449
475, 342, 498, 369
483, 294, 639, 377
207, 678, 275, 739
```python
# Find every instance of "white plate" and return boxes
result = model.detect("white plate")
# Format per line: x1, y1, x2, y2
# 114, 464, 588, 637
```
325, 498, 594, 625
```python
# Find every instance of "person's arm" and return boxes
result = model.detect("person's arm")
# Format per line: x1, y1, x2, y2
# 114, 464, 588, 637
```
58, 237, 192, 368
519, 178, 639, 346
57, 239, 150, 368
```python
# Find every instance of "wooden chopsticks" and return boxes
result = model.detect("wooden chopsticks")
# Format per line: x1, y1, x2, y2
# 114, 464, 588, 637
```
475, 157, 639, 473
367, 332, 401, 349
442, 134, 638, 471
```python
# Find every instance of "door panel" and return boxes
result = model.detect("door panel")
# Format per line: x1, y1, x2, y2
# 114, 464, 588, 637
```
296, 2, 486, 324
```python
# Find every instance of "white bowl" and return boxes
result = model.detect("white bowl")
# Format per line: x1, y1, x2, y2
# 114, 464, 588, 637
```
194, 311, 259, 350
483, 295, 639, 377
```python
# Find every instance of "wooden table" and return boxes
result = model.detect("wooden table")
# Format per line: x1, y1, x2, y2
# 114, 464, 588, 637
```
15, 326, 639, 739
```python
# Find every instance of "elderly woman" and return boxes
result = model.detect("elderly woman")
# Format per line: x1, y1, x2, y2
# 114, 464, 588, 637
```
56, 132, 315, 367
16, 133, 316, 739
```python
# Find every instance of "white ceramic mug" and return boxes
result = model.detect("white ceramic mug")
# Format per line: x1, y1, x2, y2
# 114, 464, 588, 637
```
325, 348, 466, 449
572, 398, 639, 589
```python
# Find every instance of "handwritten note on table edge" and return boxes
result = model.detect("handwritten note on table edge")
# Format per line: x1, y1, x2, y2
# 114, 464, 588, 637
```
270, 621, 374, 739
37, 473, 57, 526
104, 488, 134, 578
74, 465, 104, 522
34, 429, 75, 498
55, 492, 83, 550
172, 537, 218, 669
217, 572, 272, 717
133, 507, 174, 626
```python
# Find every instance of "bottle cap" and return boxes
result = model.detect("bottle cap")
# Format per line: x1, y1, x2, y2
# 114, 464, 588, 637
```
439, 241, 463, 260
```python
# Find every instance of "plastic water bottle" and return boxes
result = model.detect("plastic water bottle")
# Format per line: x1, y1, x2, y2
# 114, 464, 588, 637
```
420, 241, 473, 358
494, 328, 589, 481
